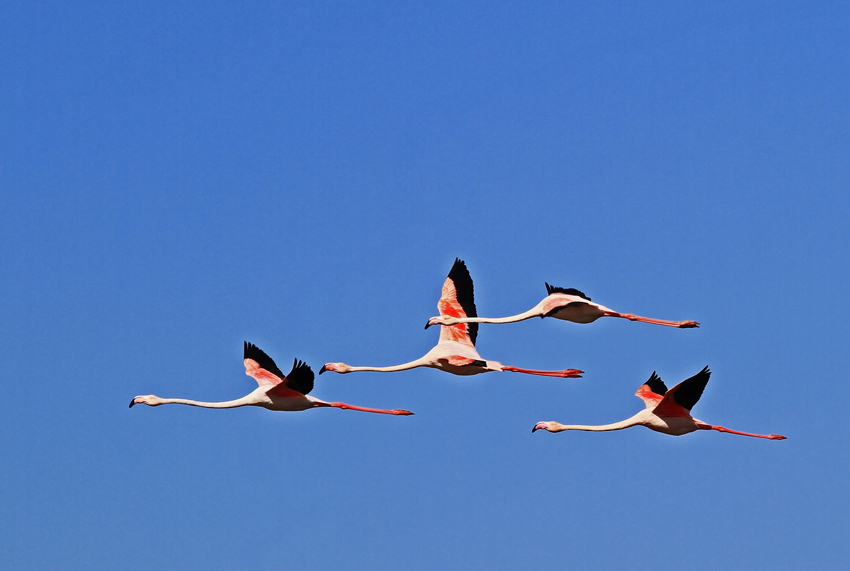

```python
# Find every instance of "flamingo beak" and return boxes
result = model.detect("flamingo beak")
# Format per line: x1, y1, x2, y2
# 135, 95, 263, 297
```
424, 320, 432, 329
129, 398, 137, 408
319, 365, 327, 375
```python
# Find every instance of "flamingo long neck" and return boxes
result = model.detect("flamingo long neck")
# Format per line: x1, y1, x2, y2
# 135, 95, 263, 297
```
549, 416, 642, 432
345, 358, 427, 373
152, 396, 252, 409
454, 307, 543, 325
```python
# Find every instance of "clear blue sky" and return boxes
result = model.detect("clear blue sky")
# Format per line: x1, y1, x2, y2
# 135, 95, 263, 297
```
1, 1, 848, 569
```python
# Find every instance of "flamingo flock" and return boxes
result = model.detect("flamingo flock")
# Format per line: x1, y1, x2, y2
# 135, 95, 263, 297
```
131, 258, 785, 442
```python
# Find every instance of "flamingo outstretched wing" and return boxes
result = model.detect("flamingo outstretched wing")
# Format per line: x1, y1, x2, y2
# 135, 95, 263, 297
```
635, 371, 668, 409
276, 359, 315, 396
244, 341, 286, 386
244, 342, 315, 396
652, 367, 711, 417
437, 258, 478, 347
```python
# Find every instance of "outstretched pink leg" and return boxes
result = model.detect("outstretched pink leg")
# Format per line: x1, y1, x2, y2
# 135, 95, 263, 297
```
327, 402, 414, 415
704, 425, 786, 440
604, 311, 699, 328
501, 366, 583, 378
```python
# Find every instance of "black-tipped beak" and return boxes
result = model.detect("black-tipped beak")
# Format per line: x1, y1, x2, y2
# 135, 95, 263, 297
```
424, 320, 431, 329
319, 365, 326, 375
129, 398, 136, 408
531, 426, 538, 433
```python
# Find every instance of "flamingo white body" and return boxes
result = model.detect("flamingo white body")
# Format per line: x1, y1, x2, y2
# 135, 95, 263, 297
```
321, 259, 583, 379
426, 283, 699, 329
533, 367, 786, 440
130, 342, 413, 416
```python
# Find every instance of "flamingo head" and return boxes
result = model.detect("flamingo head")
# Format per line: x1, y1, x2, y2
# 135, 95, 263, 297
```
319, 363, 350, 374
129, 395, 160, 408
532, 421, 553, 433
424, 315, 458, 329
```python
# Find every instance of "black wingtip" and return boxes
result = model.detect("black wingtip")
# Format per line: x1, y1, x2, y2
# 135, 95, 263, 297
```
644, 371, 668, 396
284, 359, 315, 395
672, 366, 712, 411
545, 283, 591, 300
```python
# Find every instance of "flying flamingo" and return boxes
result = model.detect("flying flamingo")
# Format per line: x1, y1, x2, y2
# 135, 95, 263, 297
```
130, 342, 413, 416
426, 283, 699, 329
320, 259, 583, 379
532, 367, 785, 440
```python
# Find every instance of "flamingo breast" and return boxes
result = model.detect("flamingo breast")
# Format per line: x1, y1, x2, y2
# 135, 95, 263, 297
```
546, 300, 605, 323
645, 412, 699, 436
265, 394, 315, 412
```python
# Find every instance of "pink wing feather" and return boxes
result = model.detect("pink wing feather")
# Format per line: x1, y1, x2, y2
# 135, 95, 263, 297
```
437, 259, 478, 347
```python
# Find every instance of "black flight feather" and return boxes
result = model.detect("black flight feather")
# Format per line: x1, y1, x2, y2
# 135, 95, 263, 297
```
545, 283, 591, 301
644, 372, 668, 396
448, 258, 478, 346
244, 341, 286, 381
673, 366, 711, 411
285, 359, 315, 395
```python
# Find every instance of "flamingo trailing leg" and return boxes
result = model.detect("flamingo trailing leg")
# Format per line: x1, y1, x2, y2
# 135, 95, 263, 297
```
532, 367, 785, 440
130, 342, 413, 416
321, 259, 583, 379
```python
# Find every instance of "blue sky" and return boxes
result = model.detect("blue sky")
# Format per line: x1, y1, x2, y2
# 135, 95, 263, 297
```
1, 1, 848, 569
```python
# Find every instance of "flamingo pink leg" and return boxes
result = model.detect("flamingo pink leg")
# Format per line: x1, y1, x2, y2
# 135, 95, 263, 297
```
326, 402, 414, 415
604, 311, 699, 328
501, 366, 583, 378
705, 425, 786, 440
